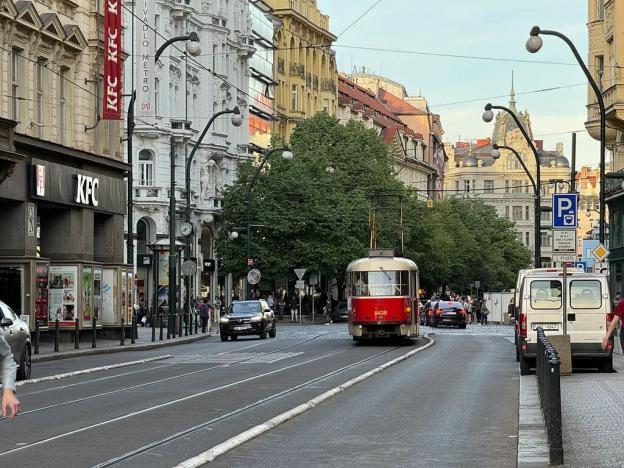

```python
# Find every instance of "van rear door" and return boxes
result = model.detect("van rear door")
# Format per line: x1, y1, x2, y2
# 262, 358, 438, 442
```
566, 277, 608, 344
526, 278, 563, 342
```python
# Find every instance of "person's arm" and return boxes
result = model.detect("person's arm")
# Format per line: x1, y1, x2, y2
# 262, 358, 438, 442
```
0, 333, 19, 420
602, 314, 621, 350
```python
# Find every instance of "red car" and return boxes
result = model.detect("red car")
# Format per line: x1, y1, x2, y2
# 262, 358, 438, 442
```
432, 301, 467, 328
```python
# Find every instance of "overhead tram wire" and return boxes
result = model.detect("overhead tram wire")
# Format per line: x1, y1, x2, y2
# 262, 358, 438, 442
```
335, 0, 385, 38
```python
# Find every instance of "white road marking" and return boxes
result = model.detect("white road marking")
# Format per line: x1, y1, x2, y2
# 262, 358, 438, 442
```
0, 348, 354, 456
175, 336, 435, 467
16, 355, 172, 387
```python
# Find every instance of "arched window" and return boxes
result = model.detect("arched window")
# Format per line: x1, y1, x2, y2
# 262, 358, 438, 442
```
138, 150, 154, 186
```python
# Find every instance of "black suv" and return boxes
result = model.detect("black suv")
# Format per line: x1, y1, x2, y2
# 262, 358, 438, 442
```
220, 300, 277, 341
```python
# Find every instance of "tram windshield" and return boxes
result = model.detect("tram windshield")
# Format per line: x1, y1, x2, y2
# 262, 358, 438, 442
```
350, 270, 410, 297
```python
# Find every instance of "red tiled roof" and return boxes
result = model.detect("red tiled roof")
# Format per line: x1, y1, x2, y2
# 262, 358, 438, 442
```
338, 75, 425, 141
378, 88, 428, 116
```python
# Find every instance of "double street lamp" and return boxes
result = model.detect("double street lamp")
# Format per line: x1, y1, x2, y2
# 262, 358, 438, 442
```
491, 144, 541, 264
483, 103, 543, 267
153, 32, 201, 337
231, 147, 294, 300
526, 26, 606, 246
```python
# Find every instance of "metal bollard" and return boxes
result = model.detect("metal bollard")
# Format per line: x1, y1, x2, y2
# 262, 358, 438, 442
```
185, 309, 189, 337
166, 310, 171, 340
54, 319, 60, 352
34, 320, 40, 355
159, 313, 164, 341
179, 314, 183, 338
131, 313, 136, 344
151, 311, 156, 342
74, 318, 80, 349
194, 312, 198, 334
92, 315, 97, 348
120, 317, 125, 346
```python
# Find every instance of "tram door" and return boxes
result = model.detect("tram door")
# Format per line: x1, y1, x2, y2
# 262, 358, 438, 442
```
411, 271, 418, 335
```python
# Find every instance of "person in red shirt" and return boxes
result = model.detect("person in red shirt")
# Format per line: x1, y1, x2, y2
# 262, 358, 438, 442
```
602, 298, 624, 351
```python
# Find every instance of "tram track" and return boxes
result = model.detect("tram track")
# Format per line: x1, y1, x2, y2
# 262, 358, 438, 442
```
10, 332, 344, 419
93, 343, 411, 468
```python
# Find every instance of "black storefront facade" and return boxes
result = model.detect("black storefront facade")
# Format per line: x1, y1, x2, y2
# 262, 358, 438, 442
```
0, 119, 130, 335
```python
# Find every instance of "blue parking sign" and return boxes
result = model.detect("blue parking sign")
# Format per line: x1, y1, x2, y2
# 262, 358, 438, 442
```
574, 262, 586, 272
552, 193, 578, 229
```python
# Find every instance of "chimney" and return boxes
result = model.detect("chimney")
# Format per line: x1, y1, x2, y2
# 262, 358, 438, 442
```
534, 140, 544, 150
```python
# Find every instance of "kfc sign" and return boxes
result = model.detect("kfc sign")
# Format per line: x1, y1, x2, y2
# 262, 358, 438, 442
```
75, 174, 99, 207
103, 0, 121, 119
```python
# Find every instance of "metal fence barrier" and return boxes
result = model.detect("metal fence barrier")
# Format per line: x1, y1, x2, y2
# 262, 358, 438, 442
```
536, 327, 563, 466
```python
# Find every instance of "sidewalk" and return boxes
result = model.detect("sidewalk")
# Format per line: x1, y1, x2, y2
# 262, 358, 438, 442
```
32, 324, 215, 363
560, 353, 624, 466
518, 353, 624, 467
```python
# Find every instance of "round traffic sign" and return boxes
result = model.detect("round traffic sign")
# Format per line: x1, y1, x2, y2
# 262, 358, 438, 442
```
181, 259, 197, 276
247, 268, 261, 285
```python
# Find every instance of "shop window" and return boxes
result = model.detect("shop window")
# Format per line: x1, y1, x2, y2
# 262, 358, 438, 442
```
0, 266, 23, 315
138, 150, 154, 186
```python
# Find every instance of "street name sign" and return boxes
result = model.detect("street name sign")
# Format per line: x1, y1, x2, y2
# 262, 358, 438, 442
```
552, 193, 578, 229
294, 268, 306, 280
591, 243, 610, 262
552, 229, 577, 254
553, 254, 576, 262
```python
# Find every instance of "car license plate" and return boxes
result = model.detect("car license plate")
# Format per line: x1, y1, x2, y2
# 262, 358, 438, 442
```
532, 323, 559, 331
234, 325, 250, 331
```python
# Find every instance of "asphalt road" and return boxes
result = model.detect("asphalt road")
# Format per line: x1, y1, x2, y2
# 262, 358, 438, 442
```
215, 332, 519, 468
2, 325, 518, 467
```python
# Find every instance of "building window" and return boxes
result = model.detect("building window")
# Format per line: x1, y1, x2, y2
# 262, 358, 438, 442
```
512, 206, 523, 221
322, 98, 329, 113
484, 180, 494, 193
59, 67, 67, 145
596, 55, 604, 91
463, 180, 471, 193
505, 206, 509, 219
505, 180, 509, 193
138, 150, 154, 186
11, 48, 20, 121
511, 180, 522, 193
597, 0, 605, 20
525, 232, 530, 246
212, 44, 217, 72
541, 232, 551, 248
455, 181, 459, 192
291, 84, 297, 111
525, 206, 530, 220
35, 60, 46, 136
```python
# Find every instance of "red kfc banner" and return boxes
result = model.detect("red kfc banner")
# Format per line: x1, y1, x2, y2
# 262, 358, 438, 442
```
103, 0, 121, 119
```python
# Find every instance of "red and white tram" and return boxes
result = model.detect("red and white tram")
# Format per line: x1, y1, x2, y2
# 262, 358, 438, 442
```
347, 250, 419, 342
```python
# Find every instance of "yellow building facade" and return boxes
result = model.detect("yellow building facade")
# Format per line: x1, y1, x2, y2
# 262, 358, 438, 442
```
266, 0, 337, 141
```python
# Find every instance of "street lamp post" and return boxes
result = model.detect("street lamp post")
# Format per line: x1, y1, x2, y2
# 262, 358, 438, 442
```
242, 147, 293, 300
491, 144, 541, 263
182, 107, 242, 329
483, 104, 543, 267
154, 32, 201, 338
526, 26, 606, 246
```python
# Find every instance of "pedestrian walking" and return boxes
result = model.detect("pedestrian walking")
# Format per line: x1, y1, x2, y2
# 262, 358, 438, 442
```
475, 299, 482, 325
0, 332, 20, 420
481, 302, 489, 325
290, 295, 298, 322
267, 293, 275, 311
603, 294, 624, 353
199, 298, 209, 333
277, 294, 285, 322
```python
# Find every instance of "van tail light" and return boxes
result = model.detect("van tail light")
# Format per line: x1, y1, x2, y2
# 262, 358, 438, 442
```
519, 313, 527, 338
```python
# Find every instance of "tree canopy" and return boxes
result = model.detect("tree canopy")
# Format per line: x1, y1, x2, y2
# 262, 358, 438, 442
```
216, 113, 531, 296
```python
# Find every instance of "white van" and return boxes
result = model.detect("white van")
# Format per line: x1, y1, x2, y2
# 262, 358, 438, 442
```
517, 270, 614, 375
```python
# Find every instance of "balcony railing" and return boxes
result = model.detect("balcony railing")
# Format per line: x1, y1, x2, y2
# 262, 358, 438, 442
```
321, 78, 336, 93
289, 63, 304, 78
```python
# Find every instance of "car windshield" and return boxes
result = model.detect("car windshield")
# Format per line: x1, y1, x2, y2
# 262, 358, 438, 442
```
438, 302, 463, 310
230, 302, 262, 314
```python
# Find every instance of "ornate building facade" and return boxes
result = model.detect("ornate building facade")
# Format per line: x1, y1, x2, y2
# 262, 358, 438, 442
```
587, 0, 624, 290
347, 70, 447, 198
266, 0, 337, 141
444, 90, 570, 267
0, 0, 129, 332
337, 74, 435, 200
124, 0, 253, 309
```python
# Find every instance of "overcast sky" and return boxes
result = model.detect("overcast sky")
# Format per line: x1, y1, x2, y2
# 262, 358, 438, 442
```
317, 0, 601, 167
